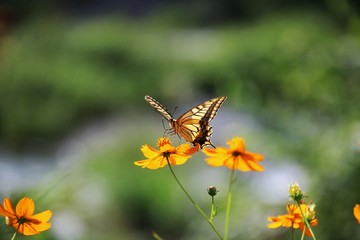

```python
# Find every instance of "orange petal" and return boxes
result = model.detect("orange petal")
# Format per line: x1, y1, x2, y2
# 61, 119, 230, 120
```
0, 197, 16, 217
236, 156, 265, 172
242, 151, 264, 162
24, 220, 51, 234
175, 143, 193, 153
21, 222, 41, 236
354, 204, 360, 224
183, 144, 200, 155
16, 197, 34, 218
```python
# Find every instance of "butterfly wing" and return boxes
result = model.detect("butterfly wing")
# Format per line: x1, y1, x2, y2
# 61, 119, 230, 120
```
144, 95, 174, 122
176, 96, 227, 148
192, 121, 214, 148
145, 95, 226, 148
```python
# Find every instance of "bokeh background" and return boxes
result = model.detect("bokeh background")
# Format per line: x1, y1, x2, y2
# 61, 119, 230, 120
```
1, 0, 360, 239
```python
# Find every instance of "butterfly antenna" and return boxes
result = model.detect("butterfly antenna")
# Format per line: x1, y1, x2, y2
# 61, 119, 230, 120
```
172, 106, 178, 116
161, 119, 167, 137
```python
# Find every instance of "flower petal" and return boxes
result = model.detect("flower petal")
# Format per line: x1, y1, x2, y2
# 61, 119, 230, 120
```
16, 197, 35, 218
21, 222, 41, 236
184, 144, 200, 154
134, 155, 167, 169
141, 145, 160, 159
169, 154, 191, 166
0, 197, 16, 217
32, 210, 52, 223
267, 217, 283, 228
206, 154, 231, 167
235, 156, 265, 172
354, 204, 360, 224
227, 137, 245, 150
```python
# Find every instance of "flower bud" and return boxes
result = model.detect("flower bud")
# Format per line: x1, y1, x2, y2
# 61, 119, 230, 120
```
288, 183, 304, 201
207, 186, 218, 196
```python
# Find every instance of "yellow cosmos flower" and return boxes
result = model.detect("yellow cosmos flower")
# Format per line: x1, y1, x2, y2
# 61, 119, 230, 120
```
354, 204, 360, 224
0, 197, 52, 236
288, 183, 305, 201
268, 203, 318, 237
202, 137, 264, 172
134, 137, 199, 169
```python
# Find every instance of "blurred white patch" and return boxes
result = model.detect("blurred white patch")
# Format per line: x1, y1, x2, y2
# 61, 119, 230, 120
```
249, 161, 309, 204
52, 210, 85, 240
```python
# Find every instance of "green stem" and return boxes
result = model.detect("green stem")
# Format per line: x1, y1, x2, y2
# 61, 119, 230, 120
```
166, 159, 223, 240
297, 202, 316, 240
224, 167, 236, 240
210, 196, 215, 223
300, 225, 306, 240
10, 232, 17, 240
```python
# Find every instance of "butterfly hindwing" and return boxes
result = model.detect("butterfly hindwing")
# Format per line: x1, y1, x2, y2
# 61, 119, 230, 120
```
176, 96, 226, 147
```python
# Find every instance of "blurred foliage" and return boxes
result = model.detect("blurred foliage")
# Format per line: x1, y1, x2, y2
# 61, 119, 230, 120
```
0, 3, 360, 239
1, 11, 359, 150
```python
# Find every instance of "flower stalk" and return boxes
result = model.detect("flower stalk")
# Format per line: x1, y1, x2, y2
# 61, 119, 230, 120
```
11, 232, 17, 240
296, 202, 316, 240
166, 157, 223, 240
224, 165, 235, 240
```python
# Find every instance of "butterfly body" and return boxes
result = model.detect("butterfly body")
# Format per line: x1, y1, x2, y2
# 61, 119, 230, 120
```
145, 95, 226, 148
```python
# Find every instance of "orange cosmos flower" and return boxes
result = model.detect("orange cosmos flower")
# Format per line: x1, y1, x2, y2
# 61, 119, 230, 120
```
202, 137, 264, 172
134, 137, 199, 169
0, 197, 52, 236
268, 203, 318, 237
354, 204, 360, 224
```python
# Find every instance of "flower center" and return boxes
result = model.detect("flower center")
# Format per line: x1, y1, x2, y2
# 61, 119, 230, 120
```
232, 151, 241, 157
17, 216, 28, 224
163, 151, 171, 158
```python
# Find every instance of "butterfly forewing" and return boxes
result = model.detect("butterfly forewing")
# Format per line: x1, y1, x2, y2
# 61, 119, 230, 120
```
144, 95, 174, 122
145, 95, 226, 148
178, 96, 227, 123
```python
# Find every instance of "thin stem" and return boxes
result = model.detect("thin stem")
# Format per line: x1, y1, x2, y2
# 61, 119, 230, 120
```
152, 231, 164, 240
210, 196, 215, 223
224, 167, 236, 240
11, 232, 17, 240
166, 159, 223, 240
300, 225, 306, 240
297, 202, 317, 240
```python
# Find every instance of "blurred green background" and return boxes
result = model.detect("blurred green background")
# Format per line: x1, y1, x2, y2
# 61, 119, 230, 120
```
0, 0, 360, 239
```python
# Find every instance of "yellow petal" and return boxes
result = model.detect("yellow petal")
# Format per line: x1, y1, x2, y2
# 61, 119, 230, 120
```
32, 209, 52, 223
134, 156, 167, 169
227, 137, 245, 150
141, 145, 160, 159
206, 154, 232, 167
169, 154, 191, 166
202, 147, 228, 157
